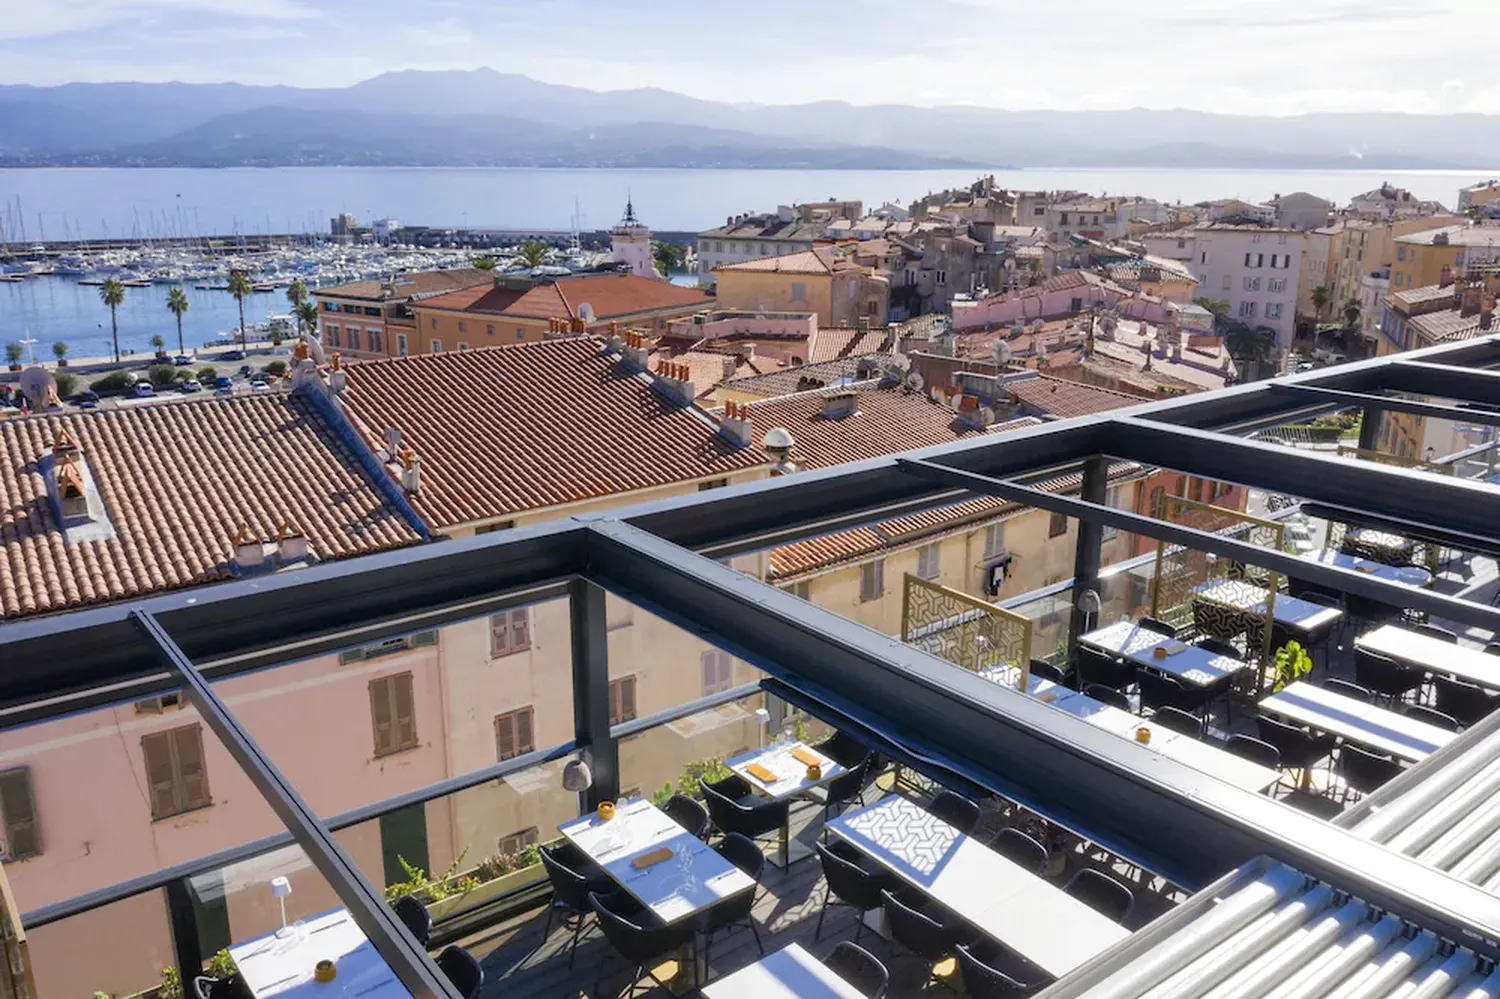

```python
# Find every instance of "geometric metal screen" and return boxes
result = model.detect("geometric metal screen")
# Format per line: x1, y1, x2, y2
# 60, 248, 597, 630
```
0, 865, 35, 999
1149, 497, 1286, 666
902, 574, 1034, 692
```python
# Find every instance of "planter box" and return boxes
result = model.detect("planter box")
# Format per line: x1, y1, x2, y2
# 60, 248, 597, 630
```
422, 862, 546, 922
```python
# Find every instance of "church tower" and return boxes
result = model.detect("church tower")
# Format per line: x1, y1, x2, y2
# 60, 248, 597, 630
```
610, 196, 656, 279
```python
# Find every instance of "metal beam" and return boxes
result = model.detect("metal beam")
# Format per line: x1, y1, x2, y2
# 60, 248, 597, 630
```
130, 610, 458, 999
1067, 456, 1108, 651
578, 519, 1500, 958
569, 578, 616, 809
895, 457, 1500, 635
1269, 382, 1500, 430
1387, 359, 1500, 403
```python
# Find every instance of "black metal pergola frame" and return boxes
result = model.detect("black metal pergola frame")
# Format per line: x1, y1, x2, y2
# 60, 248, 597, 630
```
7, 334, 1500, 993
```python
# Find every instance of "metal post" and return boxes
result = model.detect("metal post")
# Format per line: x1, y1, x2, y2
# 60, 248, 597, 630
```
129, 610, 457, 999
569, 577, 618, 809
164, 879, 203, 982
1068, 456, 1109, 657
1359, 404, 1383, 452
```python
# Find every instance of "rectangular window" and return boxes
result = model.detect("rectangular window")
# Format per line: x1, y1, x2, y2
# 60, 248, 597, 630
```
1221, 275, 1231, 291
1049, 510, 1068, 538
369, 330, 383, 354
487, 324, 495, 336
860, 560, 884, 601
347, 329, 361, 351
1070, 297, 1083, 312
935, 270, 947, 286
397, 334, 408, 356
1267, 303, 1284, 319
790, 580, 811, 600
0, 769, 40, 861
1397, 246, 1406, 261
364, 306, 381, 316
457, 342, 469, 351
499, 827, 538, 857
327, 327, 341, 348
142, 724, 212, 819
430, 339, 442, 354
609, 676, 638, 725
323, 301, 336, 311
516, 328, 525, 340
701, 649, 734, 695
1239, 300, 1258, 318
489, 607, 532, 658
1269, 278, 1286, 293
790, 282, 806, 302
342, 304, 359, 313
370, 672, 418, 757
457, 321, 467, 333
698, 478, 728, 490
493, 707, 535, 762
916, 542, 941, 580
1242, 277, 1260, 291
430, 318, 438, 330
983, 522, 1006, 559
1101, 486, 1122, 542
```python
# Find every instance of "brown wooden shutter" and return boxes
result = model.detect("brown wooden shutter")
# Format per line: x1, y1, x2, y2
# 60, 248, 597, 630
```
495, 714, 514, 761
516, 708, 534, 755
489, 615, 509, 658
174, 726, 211, 810
393, 674, 417, 750
621, 677, 636, 721
0, 771, 39, 860
370, 679, 394, 756
142, 731, 179, 818
510, 609, 530, 652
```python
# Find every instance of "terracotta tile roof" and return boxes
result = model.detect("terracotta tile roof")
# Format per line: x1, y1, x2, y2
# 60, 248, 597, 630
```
414, 274, 712, 320
1391, 284, 1459, 310
740, 384, 1027, 472
0, 395, 423, 620
336, 338, 769, 527
809, 328, 891, 363
1409, 308, 1486, 344
650, 349, 748, 396
715, 246, 866, 275
720, 355, 889, 400
769, 457, 1141, 580
1009, 374, 1152, 418
314, 268, 493, 302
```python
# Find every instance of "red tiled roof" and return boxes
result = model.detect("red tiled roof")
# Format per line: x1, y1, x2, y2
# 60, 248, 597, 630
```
1009, 374, 1152, 418
414, 274, 712, 320
715, 246, 868, 275
0, 395, 423, 620
314, 268, 493, 302
337, 338, 769, 528
809, 328, 890, 363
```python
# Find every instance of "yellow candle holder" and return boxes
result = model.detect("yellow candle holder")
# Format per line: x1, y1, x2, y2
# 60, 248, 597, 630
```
596, 800, 616, 821
1152, 646, 1168, 660
805, 763, 822, 781
313, 960, 336, 983
1135, 726, 1152, 744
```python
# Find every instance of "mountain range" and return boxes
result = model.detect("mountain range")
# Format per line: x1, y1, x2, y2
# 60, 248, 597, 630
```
2, 68, 1498, 169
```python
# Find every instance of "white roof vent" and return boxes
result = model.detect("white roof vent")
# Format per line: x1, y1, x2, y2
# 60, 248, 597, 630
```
762, 427, 795, 451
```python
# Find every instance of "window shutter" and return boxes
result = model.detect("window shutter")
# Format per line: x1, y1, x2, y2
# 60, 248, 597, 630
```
0, 770, 39, 860
174, 726, 210, 810
393, 674, 417, 750
412, 630, 437, 647
339, 648, 365, 666
370, 680, 394, 755
510, 609, 530, 651
142, 731, 179, 818
517, 708, 534, 755
622, 678, 637, 721
489, 615, 509, 657
495, 715, 515, 761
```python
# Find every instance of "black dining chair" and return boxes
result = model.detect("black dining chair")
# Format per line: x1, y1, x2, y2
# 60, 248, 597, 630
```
1403, 703, 1461, 731
662, 793, 711, 840
1339, 743, 1402, 801
538, 842, 609, 969
956, 942, 1048, 999
1084, 683, 1133, 712
1064, 868, 1134, 923
1076, 645, 1134, 692
700, 776, 790, 850
881, 889, 965, 991
391, 893, 431, 948
1412, 622, 1459, 643
588, 890, 698, 997
1435, 675, 1498, 727
989, 828, 1048, 874
1139, 616, 1179, 638
434, 946, 483, 999
1354, 648, 1424, 705
1028, 659, 1069, 686
930, 790, 981, 835
813, 730, 871, 769
824, 942, 890, 999
1152, 705, 1206, 739
1256, 713, 1336, 791
818, 756, 871, 828
699, 833, 765, 974
1322, 677, 1374, 702
1194, 636, 1243, 659
1223, 734, 1280, 769
1137, 671, 1213, 720
813, 840, 888, 943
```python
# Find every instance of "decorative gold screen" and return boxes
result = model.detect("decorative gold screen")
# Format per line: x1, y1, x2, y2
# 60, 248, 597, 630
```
902, 574, 1034, 692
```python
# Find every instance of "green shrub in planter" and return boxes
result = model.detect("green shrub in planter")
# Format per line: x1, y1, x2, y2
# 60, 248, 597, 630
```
148, 364, 178, 387
90, 370, 133, 393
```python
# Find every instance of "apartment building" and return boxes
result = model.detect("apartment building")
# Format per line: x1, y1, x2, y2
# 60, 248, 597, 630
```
695, 201, 862, 278
1047, 199, 1127, 241
714, 247, 889, 328
1189, 224, 1303, 347
313, 268, 492, 360
1269, 192, 1334, 231
1458, 180, 1500, 212
1389, 223, 1500, 293
1346, 183, 1449, 220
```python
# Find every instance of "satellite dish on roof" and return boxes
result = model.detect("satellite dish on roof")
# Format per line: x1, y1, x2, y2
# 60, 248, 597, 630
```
993, 340, 1013, 365
902, 371, 924, 394
578, 303, 596, 323
978, 406, 997, 427
17, 367, 55, 408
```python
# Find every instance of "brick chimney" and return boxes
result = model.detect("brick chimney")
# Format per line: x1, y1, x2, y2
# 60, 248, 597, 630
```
55, 454, 88, 518
817, 389, 860, 419
398, 448, 421, 493
1439, 264, 1453, 288
1482, 294, 1496, 331
718, 399, 754, 448
277, 520, 309, 562
618, 330, 649, 371
1461, 282, 1483, 318
231, 524, 265, 570
652, 360, 696, 406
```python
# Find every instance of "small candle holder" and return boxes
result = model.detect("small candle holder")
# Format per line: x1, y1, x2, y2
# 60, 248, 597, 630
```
314, 960, 336, 984
596, 800, 616, 821
1135, 726, 1152, 744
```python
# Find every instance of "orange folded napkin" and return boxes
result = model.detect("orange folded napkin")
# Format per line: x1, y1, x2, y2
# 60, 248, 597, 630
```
745, 762, 779, 783
790, 746, 822, 767
631, 847, 674, 869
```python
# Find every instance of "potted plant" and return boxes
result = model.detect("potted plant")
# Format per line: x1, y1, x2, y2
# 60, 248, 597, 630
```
385, 843, 551, 922
1272, 640, 1313, 692
150, 334, 168, 360
4, 342, 20, 371
52, 341, 68, 367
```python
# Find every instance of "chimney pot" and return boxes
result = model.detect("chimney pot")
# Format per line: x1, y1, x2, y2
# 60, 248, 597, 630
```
818, 389, 860, 419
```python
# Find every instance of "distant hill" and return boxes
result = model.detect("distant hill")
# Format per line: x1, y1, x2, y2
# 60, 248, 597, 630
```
1, 69, 1498, 169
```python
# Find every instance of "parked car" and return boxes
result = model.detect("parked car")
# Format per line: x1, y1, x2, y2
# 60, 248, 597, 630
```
239, 364, 254, 378
132, 383, 155, 398
173, 354, 192, 366
250, 380, 268, 392
220, 350, 245, 361
179, 379, 201, 393
74, 390, 100, 407
214, 375, 233, 390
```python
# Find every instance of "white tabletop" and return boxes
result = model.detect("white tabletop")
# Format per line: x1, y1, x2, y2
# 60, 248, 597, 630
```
229, 909, 407, 999
1080, 621, 1248, 687
702, 943, 865, 999
1357, 625, 1500, 690
1302, 549, 1432, 588
558, 797, 754, 924
1260, 681, 1455, 763
828, 795, 1130, 977
726, 741, 844, 800
1042, 690, 1279, 791
1193, 580, 1343, 634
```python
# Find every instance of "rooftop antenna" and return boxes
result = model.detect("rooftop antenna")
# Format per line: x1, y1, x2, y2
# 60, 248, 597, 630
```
18, 331, 37, 366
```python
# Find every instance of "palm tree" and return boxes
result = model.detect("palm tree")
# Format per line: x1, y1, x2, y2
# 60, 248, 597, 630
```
51, 341, 67, 366
1225, 322, 1277, 380
227, 270, 253, 349
166, 287, 190, 355
652, 241, 683, 277
517, 239, 549, 269
100, 277, 125, 363
293, 301, 318, 340
1311, 284, 1332, 322
1342, 297, 1362, 331
285, 279, 308, 313
471, 256, 497, 270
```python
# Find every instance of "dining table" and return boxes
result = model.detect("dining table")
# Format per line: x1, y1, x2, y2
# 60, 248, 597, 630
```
828, 795, 1131, 979
558, 797, 755, 924
1341, 528, 1417, 565
724, 740, 845, 867
1356, 625, 1500, 691
228, 908, 406, 999
1259, 681, 1455, 763
1192, 578, 1344, 638
1301, 548, 1433, 588
1079, 620, 1249, 687
701, 943, 865, 999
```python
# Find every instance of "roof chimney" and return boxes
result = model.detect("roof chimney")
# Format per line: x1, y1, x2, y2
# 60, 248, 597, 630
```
277, 520, 309, 562
399, 449, 421, 493
55, 454, 88, 518
618, 330, 649, 371
652, 360, 696, 406
383, 427, 402, 462
1439, 265, 1453, 288
719, 399, 754, 448
1482, 294, 1496, 331
231, 524, 265, 571
817, 389, 859, 419
1461, 283, 1483, 318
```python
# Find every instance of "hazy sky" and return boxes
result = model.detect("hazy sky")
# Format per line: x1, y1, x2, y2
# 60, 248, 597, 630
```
2, 0, 1496, 115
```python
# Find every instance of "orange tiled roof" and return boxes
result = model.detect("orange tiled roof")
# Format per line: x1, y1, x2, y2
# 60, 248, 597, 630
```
1009, 374, 1152, 418
414, 273, 712, 320
314, 268, 494, 302
809, 328, 891, 363
0, 395, 423, 620
337, 338, 770, 528
715, 246, 865, 275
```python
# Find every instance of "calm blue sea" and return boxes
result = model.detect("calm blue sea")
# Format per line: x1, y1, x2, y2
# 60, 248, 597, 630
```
2, 165, 1496, 357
